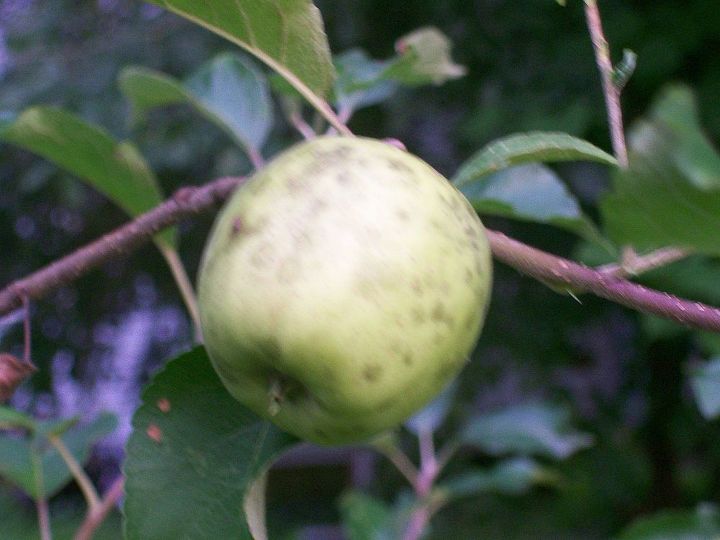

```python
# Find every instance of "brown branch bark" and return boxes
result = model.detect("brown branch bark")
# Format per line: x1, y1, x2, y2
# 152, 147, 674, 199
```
1, 176, 720, 332
487, 230, 720, 332
0, 176, 242, 315
584, 0, 629, 168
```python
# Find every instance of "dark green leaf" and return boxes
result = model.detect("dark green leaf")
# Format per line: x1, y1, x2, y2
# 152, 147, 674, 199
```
405, 382, 456, 436
601, 85, 720, 255
460, 402, 593, 459
453, 131, 617, 188
143, 0, 335, 100
617, 504, 720, 540
41, 413, 117, 498
459, 163, 607, 244
381, 27, 466, 86
36, 416, 78, 438
439, 457, 555, 499
0, 405, 36, 431
0, 437, 34, 495
649, 85, 720, 190
690, 357, 720, 419
0, 106, 174, 247
123, 347, 297, 540
0, 413, 116, 499
0, 483, 122, 539
333, 50, 396, 112
120, 53, 273, 157
340, 491, 395, 540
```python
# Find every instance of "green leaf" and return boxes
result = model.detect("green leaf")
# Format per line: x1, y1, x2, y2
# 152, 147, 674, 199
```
439, 457, 555, 499
381, 27, 466, 86
333, 50, 396, 112
0, 406, 36, 431
340, 491, 399, 540
458, 163, 606, 244
123, 347, 297, 540
601, 85, 720, 256
0, 413, 116, 499
404, 382, 456, 436
617, 504, 720, 540
453, 131, 617, 188
0, 106, 174, 248
144, 0, 337, 125
689, 357, 720, 419
648, 85, 720, 190
0, 437, 34, 496
459, 402, 593, 460
0, 483, 123, 539
41, 413, 117, 498
120, 53, 273, 158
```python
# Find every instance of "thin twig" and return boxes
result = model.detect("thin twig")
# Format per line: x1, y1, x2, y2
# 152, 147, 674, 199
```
1, 177, 719, 332
402, 428, 441, 540
48, 434, 100, 512
74, 475, 125, 540
584, 0, 628, 168
598, 246, 692, 278
158, 246, 203, 341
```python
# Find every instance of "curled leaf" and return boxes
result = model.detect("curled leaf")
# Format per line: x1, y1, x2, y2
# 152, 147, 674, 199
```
0, 354, 35, 402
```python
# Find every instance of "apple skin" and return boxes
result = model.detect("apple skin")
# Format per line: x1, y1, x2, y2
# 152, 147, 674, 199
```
197, 136, 492, 445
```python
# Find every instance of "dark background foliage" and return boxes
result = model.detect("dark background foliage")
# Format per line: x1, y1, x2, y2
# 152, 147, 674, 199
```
1, 0, 720, 537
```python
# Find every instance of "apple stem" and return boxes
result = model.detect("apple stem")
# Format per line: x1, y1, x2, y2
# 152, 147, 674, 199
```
402, 427, 442, 540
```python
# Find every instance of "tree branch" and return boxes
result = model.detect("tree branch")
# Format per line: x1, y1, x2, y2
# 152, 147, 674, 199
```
0, 176, 242, 316
486, 230, 720, 332
1, 177, 719, 333
584, 0, 629, 168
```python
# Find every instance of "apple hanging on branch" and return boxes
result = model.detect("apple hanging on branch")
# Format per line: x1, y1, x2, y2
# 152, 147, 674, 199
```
197, 137, 492, 445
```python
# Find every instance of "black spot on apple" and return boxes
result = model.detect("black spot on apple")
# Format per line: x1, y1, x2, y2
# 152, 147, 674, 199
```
402, 352, 414, 366
411, 307, 426, 324
388, 159, 411, 173
362, 363, 383, 382
230, 217, 244, 236
335, 171, 352, 184
431, 302, 455, 328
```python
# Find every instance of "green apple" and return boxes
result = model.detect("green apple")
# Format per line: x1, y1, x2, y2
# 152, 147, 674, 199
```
197, 136, 492, 445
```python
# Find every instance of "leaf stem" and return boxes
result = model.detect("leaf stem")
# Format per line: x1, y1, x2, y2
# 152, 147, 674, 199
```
374, 441, 419, 487
48, 434, 101, 512
74, 475, 124, 540
31, 448, 52, 540
158, 246, 203, 341
402, 428, 442, 540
